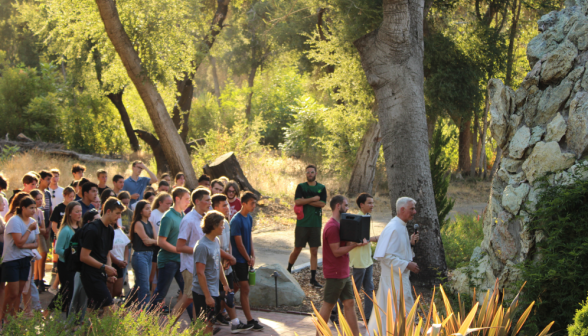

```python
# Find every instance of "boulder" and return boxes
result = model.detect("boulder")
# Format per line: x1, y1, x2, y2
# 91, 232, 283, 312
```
508, 126, 530, 159
521, 86, 542, 124
502, 183, 531, 214
522, 141, 576, 184
489, 79, 511, 147
529, 126, 545, 145
535, 79, 573, 125
566, 91, 588, 158
501, 158, 523, 173
545, 112, 567, 142
540, 40, 578, 84
491, 216, 521, 263
567, 15, 588, 51
527, 28, 559, 68
236, 264, 305, 307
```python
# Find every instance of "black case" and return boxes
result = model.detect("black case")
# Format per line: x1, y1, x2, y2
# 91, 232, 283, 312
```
339, 213, 371, 243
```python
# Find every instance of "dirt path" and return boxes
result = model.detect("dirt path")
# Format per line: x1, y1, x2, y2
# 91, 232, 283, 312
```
254, 180, 491, 268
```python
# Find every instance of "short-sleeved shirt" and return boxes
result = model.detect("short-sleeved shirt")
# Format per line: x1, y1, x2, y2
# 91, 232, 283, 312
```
157, 208, 184, 268
349, 211, 373, 269
48, 186, 64, 211
111, 228, 131, 261
122, 176, 151, 205
97, 186, 111, 199
3, 215, 36, 262
219, 219, 232, 275
228, 199, 242, 220
178, 210, 204, 273
79, 201, 95, 215
230, 212, 252, 264
80, 219, 114, 280
192, 235, 221, 297
294, 182, 327, 227
149, 209, 164, 234
49, 202, 67, 233
322, 217, 349, 279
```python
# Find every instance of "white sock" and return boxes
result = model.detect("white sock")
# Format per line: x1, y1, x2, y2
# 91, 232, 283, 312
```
232, 318, 240, 326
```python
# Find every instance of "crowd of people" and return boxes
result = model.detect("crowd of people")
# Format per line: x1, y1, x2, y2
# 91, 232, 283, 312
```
0, 161, 261, 334
0, 162, 421, 336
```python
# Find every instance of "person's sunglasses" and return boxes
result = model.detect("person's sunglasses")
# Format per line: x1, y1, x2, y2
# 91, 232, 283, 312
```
52, 190, 56, 198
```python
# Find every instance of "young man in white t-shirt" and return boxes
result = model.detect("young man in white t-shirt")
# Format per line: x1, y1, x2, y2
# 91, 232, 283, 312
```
172, 188, 210, 319
48, 169, 64, 210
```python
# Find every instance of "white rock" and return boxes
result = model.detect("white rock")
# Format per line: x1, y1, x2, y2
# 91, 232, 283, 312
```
501, 158, 523, 173
235, 264, 305, 307
545, 113, 567, 142
509, 126, 531, 159
529, 126, 545, 145
535, 79, 573, 125
489, 79, 511, 147
540, 40, 578, 84
502, 184, 531, 214
522, 141, 576, 184
566, 92, 588, 158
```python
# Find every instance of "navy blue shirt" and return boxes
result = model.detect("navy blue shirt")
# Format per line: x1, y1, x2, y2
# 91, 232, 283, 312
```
79, 201, 95, 215
122, 176, 151, 205
230, 212, 253, 264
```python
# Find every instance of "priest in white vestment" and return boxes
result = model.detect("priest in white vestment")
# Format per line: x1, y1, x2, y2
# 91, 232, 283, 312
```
366, 197, 419, 336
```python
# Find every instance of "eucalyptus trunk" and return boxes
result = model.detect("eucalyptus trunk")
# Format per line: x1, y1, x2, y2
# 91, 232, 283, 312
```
94, 0, 198, 189
354, 0, 447, 286
348, 119, 382, 196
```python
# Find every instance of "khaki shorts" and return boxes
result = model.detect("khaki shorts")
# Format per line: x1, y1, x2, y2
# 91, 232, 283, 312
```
323, 277, 354, 304
182, 270, 193, 299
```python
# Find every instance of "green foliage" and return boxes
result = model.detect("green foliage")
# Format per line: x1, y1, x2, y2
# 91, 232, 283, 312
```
1, 304, 204, 335
280, 96, 327, 159
569, 293, 588, 336
521, 165, 588, 332
430, 121, 455, 228
441, 213, 483, 269
0, 145, 20, 163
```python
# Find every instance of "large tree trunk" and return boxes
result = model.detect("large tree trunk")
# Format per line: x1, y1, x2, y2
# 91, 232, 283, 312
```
354, 0, 446, 287
203, 152, 261, 197
106, 90, 141, 152
348, 120, 382, 196
171, 78, 193, 143
94, 0, 198, 189
471, 113, 479, 177
457, 118, 472, 174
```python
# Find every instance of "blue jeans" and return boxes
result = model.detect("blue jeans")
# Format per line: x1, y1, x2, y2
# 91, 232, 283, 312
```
131, 251, 152, 308
353, 265, 374, 319
151, 261, 193, 319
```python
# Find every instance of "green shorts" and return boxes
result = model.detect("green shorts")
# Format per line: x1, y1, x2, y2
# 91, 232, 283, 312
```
294, 226, 322, 248
323, 277, 354, 304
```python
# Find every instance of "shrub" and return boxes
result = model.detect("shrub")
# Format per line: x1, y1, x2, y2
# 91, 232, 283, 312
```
440, 213, 483, 269
569, 294, 588, 336
521, 166, 588, 332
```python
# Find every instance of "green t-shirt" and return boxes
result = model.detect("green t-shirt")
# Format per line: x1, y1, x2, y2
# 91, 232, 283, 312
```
294, 182, 327, 228
157, 208, 184, 268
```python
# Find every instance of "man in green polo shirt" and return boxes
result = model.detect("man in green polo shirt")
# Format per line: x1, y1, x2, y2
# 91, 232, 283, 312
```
287, 164, 327, 288
151, 187, 192, 315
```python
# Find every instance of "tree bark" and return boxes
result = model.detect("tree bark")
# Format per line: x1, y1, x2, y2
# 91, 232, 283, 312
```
457, 118, 472, 174
347, 120, 382, 196
202, 152, 261, 197
134, 129, 168, 174
244, 61, 259, 120
354, 0, 446, 286
471, 112, 479, 177
106, 90, 141, 152
210, 56, 222, 106
94, 0, 198, 189
505, 0, 522, 87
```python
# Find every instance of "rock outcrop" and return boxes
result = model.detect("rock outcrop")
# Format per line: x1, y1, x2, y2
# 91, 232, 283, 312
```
235, 264, 306, 307
449, 0, 588, 301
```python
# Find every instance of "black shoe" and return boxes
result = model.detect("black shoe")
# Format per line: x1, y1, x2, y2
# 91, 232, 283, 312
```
310, 279, 323, 288
216, 314, 230, 326
246, 319, 264, 331
231, 322, 253, 333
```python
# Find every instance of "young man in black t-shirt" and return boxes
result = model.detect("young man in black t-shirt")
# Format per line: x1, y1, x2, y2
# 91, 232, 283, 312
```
96, 169, 110, 197
80, 197, 123, 315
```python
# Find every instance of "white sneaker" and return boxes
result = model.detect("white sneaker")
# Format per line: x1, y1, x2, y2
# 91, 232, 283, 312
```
48, 287, 58, 295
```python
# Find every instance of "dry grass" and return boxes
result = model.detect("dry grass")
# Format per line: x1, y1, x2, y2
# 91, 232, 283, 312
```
0, 150, 140, 191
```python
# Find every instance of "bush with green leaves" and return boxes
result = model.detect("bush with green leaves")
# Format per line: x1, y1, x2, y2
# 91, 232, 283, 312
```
440, 213, 483, 269
521, 167, 588, 333
569, 293, 588, 336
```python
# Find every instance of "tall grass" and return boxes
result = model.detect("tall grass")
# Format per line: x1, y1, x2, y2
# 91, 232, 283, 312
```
311, 270, 553, 336
441, 213, 484, 269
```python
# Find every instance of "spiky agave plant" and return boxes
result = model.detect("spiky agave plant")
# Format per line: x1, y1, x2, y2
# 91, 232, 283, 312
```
310, 268, 554, 336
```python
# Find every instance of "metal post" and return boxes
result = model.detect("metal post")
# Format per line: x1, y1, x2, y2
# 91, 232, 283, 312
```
271, 271, 279, 307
